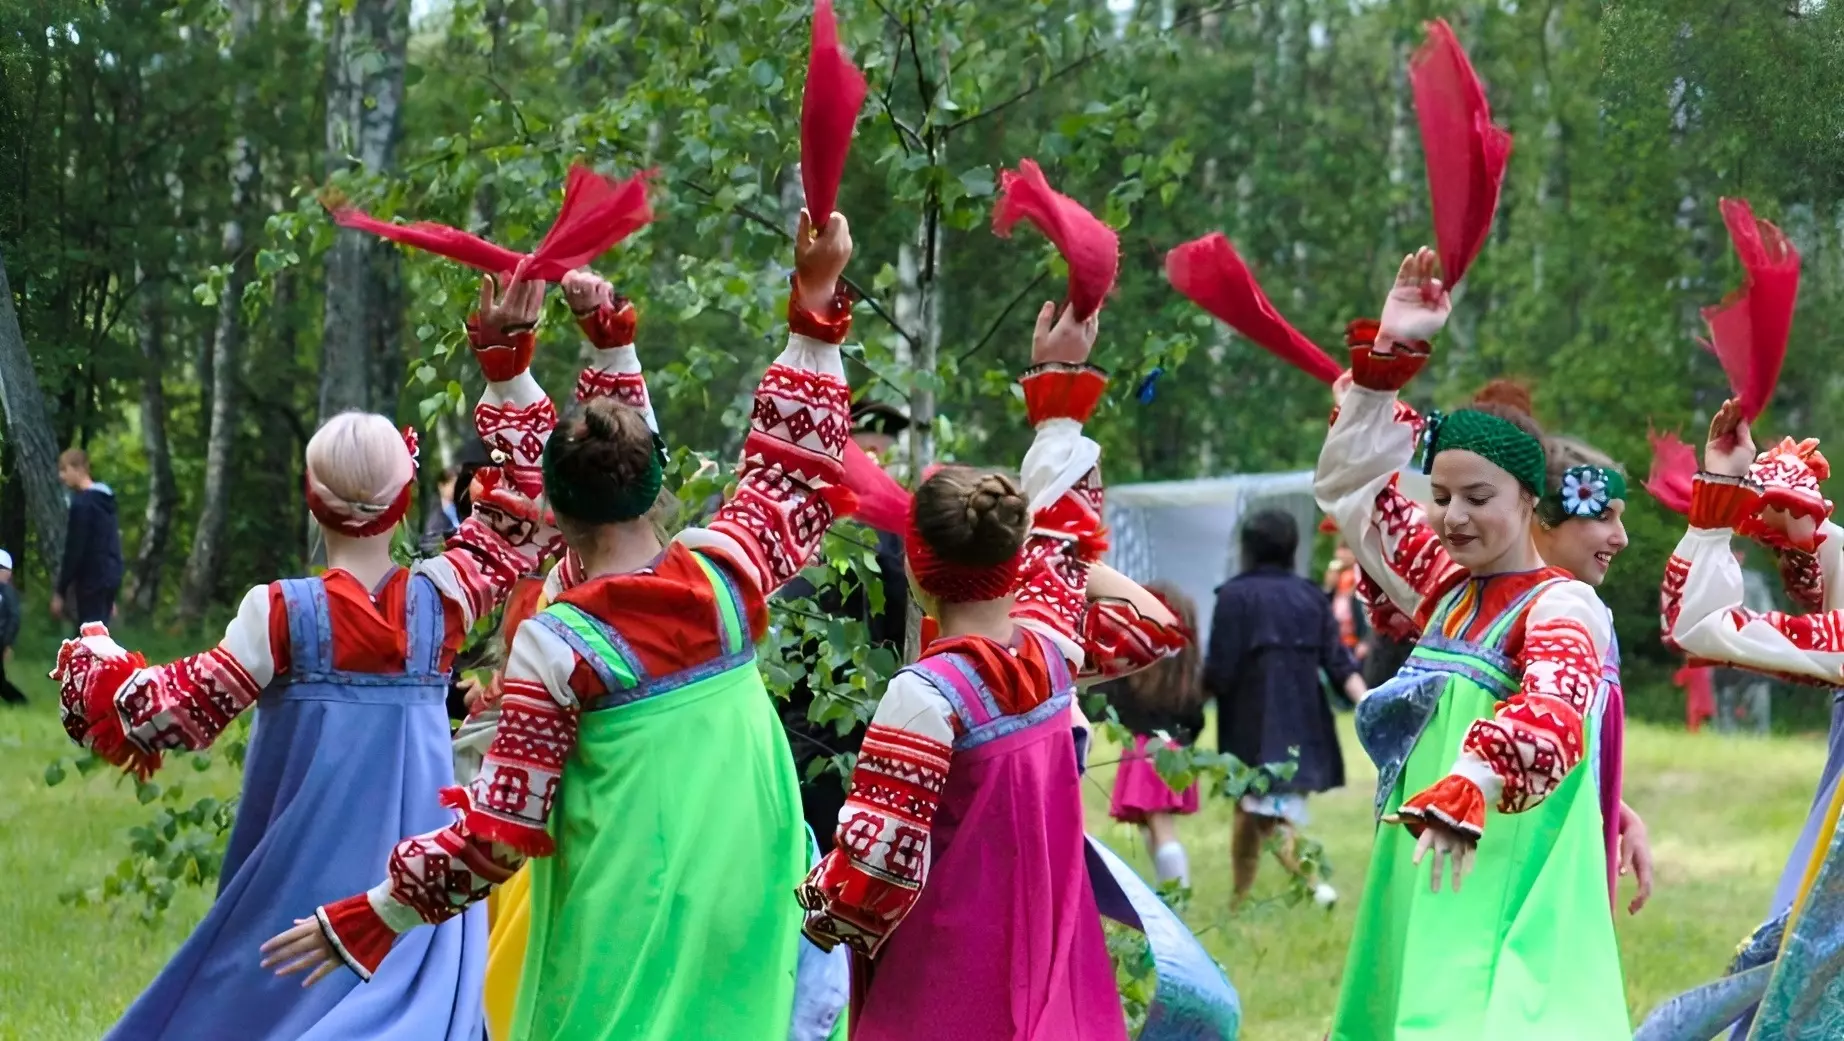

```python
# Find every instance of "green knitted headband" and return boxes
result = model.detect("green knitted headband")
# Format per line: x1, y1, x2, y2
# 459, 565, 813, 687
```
1419, 409, 1548, 498
541, 428, 668, 525
1551, 465, 1627, 521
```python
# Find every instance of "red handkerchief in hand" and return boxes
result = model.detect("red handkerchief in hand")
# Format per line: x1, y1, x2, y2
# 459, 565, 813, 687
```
328, 164, 654, 282
800, 0, 868, 229
1164, 232, 1341, 385
993, 159, 1119, 321
1410, 18, 1512, 289
1701, 198, 1801, 420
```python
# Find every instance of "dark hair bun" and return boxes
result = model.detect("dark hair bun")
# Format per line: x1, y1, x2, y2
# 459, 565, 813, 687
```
913, 467, 1030, 567
543, 399, 661, 524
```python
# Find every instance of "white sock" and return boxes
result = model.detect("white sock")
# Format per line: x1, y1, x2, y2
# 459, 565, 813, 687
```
1152, 841, 1190, 887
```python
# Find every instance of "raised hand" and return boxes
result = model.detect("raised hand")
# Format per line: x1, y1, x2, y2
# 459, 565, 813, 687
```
475, 260, 544, 341
1031, 301, 1099, 368
794, 209, 853, 315
1378, 248, 1452, 348
560, 269, 614, 316
1704, 399, 1756, 478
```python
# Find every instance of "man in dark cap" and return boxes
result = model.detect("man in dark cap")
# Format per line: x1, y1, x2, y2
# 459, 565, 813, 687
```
779, 398, 912, 852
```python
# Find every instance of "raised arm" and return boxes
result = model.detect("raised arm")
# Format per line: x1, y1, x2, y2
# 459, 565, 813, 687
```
465, 268, 557, 568
294, 619, 582, 981
1007, 305, 1186, 678
1314, 253, 1462, 617
53, 586, 283, 777
797, 669, 957, 957
1394, 578, 1610, 840
1666, 402, 1844, 686
676, 212, 855, 608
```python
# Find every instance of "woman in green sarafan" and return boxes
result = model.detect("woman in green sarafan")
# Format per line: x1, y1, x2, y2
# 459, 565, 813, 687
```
261, 209, 860, 1041
1313, 249, 1628, 1040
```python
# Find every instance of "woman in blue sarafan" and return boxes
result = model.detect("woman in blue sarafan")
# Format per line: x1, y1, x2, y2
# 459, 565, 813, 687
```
50, 275, 550, 1041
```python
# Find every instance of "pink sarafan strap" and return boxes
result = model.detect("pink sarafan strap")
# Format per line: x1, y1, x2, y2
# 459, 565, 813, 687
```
905, 652, 998, 731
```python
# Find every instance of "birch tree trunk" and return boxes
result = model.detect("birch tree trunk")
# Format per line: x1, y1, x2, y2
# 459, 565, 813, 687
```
177, 110, 259, 625
126, 272, 177, 616
0, 245, 69, 581
320, 0, 409, 422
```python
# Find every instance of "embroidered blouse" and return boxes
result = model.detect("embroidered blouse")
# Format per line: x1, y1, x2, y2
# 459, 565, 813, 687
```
1315, 347, 1611, 840
793, 362, 1188, 958
1666, 477, 1844, 686
310, 288, 859, 979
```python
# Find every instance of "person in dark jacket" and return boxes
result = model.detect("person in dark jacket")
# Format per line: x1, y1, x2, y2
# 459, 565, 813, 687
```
0, 549, 23, 704
778, 398, 911, 853
53, 448, 123, 630
1205, 508, 1364, 908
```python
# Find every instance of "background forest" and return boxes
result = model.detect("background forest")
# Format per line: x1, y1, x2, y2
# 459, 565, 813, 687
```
6, 0, 1844, 719
6, 0, 1844, 1037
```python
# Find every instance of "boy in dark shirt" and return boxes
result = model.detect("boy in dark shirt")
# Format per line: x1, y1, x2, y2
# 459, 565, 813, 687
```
53, 448, 123, 630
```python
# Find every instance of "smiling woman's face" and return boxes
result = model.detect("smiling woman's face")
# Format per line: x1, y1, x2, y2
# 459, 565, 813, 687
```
1428, 450, 1534, 573
1534, 502, 1629, 586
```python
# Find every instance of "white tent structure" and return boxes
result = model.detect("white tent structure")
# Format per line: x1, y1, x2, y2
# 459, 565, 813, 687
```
1104, 468, 1431, 649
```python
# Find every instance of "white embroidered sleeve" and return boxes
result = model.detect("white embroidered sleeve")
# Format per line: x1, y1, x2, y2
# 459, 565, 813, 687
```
1315, 386, 1460, 616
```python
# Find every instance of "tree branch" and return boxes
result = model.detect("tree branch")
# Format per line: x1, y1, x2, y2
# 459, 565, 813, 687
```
944, 0, 1247, 134
957, 270, 1049, 365
675, 179, 920, 349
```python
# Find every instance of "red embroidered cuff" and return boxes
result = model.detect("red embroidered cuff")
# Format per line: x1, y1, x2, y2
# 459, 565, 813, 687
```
1346, 318, 1432, 392
574, 298, 637, 350
54, 638, 157, 779
441, 786, 556, 858
787, 276, 855, 343
1392, 774, 1486, 840
1689, 474, 1764, 531
1020, 363, 1110, 426
465, 318, 537, 383
316, 893, 397, 981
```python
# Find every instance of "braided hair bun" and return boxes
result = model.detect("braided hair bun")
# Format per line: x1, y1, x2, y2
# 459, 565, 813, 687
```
914, 467, 1030, 566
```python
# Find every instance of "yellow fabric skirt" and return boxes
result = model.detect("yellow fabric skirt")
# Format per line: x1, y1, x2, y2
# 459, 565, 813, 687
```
485, 865, 532, 1040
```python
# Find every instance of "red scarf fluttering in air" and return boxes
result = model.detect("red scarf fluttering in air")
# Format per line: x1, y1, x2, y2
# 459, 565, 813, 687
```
993, 159, 1119, 321
1643, 428, 1696, 517
1410, 19, 1512, 289
328, 164, 655, 282
800, 0, 867, 228
1164, 232, 1343, 385
1700, 198, 1801, 420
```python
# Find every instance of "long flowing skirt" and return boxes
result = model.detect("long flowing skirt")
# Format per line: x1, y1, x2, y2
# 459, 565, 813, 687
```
108, 692, 485, 1041
511, 666, 805, 1041
852, 720, 1127, 1041
1331, 676, 1626, 1041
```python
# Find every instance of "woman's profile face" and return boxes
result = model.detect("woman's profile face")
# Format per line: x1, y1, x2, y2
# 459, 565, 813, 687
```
1428, 450, 1534, 573
1534, 503, 1629, 587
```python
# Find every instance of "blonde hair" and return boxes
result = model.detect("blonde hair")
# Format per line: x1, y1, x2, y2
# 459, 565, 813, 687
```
305, 411, 414, 527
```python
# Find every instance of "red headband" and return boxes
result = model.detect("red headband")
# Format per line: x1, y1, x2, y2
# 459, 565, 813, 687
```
305, 427, 420, 537
904, 520, 1023, 604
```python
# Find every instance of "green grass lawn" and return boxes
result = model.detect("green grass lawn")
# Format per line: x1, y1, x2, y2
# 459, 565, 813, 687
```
0, 638, 1828, 1040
